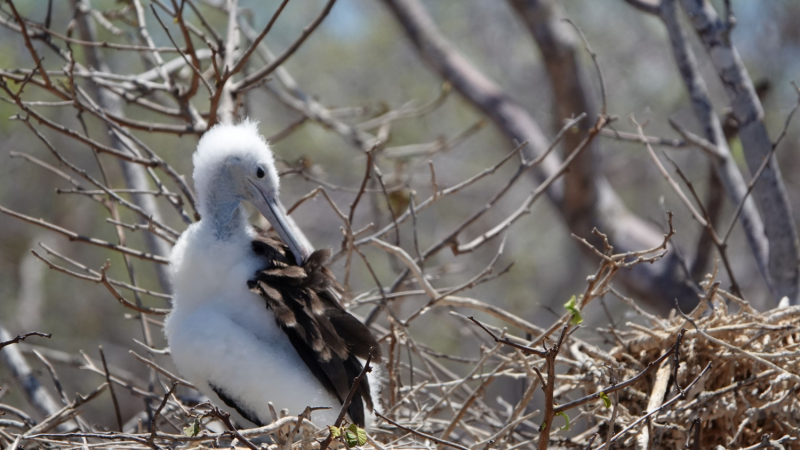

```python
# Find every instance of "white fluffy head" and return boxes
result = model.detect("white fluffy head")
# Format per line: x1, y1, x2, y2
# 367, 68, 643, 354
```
193, 120, 280, 216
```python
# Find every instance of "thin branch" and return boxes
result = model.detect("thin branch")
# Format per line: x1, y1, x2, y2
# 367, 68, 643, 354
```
233, 0, 339, 92
0, 331, 51, 352
319, 348, 375, 450
375, 412, 470, 450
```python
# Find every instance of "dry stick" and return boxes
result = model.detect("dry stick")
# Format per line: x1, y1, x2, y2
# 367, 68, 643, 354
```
30, 26, 185, 52
365, 115, 587, 323
468, 317, 546, 358
210, 408, 260, 450
6, 0, 53, 89
98, 346, 124, 432
148, 4, 213, 96
741, 435, 797, 450
233, 0, 339, 92
0, 25, 198, 222
262, 79, 377, 151
0, 207, 168, 264
19, 381, 108, 437
166, 0, 205, 99
227, 0, 291, 81
32, 350, 68, 408
206, 0, 290, 125
17, 113, 180, 239
0, 83, 157, 166
9, 151, 85, 190
632, 117, 745, 297
603, 389, 618, 450
348, 150, 374, 226
129, 351, 194, 387
537, 323, 570, 450
722, 105, 798, 245
600, 127, 686, 147
341, 151, 375, 279
0, 332, 51, 351
208, 0, 240, 126
434, 114, 583, 257
58, 188, 180, 198
31, 252, 170, 314
436, 360, 509, 450
357, 82, 451, 131
455, 114, 606, 254
675, 305, 800, 382
682, 418, 702, 449
593, 363, 712, 450
553, 329, 686, 414
375, 412, 470, 450
356, 139, 528, 250
657, 0, 770, 291
130, 0, 171, 88
318, 348, 375, 450
402, 234, 510, 326
469, 316, 571, 446
74, 108, 199, 219
281, 406, 324, 450
563, 18, 607, 116
37, 243, 171, 300
146, 383, 176, 449
665, 154, 744, 300
373, 163, 402, 246
772, 82, 800, 150
268, 116, 307, 143
680, 0, 800, 305
668, 119, 724, 160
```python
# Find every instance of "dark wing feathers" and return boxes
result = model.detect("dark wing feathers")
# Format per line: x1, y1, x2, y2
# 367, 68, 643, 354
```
210, 383, 264, 427
248, 232, 381, 427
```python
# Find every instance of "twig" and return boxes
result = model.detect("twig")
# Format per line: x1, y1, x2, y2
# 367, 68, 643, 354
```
375, 412, 470, 450
99, 346, 123, 432
147, 383, 177, 449
593, 363, 712, 450
233, 0, 339, 92
0, 331, 51, 351
319, 348, 375, 450
553, 329, 685, 414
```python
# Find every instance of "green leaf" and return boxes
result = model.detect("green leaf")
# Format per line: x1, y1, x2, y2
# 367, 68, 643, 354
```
564, 295, 583, 325
356, 427, 367, 446
556, 411, 570, 431
340, 424, 366, 447
344, 429, 358, 448
599, 392, 611, 408
328, 425, 341, 438
183, 418, 200, 437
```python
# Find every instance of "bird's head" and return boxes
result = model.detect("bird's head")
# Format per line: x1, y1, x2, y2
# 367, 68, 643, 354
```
193, 120, 310, 263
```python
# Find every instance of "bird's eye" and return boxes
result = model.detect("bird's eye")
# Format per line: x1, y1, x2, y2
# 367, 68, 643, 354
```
256, 167, 265, 179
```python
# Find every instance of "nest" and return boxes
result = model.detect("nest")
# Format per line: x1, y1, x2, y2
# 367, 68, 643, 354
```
4, 292, 799, 450
573, 296, 800, 449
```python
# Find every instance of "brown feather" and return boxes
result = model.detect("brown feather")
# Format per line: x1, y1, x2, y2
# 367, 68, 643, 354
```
248, 230, 382, 427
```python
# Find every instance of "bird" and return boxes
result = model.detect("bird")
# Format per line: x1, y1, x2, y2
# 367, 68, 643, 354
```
164, 120, 381, 428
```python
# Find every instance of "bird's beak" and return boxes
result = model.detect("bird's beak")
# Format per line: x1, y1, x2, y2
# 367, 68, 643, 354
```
249, 182, 311, 265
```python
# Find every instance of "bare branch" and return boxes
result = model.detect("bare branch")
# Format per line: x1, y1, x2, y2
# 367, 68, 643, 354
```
233, 0, 339, 93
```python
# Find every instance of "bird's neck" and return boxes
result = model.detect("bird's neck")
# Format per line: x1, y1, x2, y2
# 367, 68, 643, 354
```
202, 194, 247, 242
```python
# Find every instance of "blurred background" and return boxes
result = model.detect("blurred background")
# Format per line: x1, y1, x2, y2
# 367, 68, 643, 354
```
1, 0, 799, 429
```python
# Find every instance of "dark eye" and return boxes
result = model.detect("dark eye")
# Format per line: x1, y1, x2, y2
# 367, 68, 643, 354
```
256, 168, 265, 179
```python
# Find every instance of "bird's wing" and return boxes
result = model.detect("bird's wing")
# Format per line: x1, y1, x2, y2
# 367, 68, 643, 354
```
247, 233, 382, 427
210, 382, 264, 427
